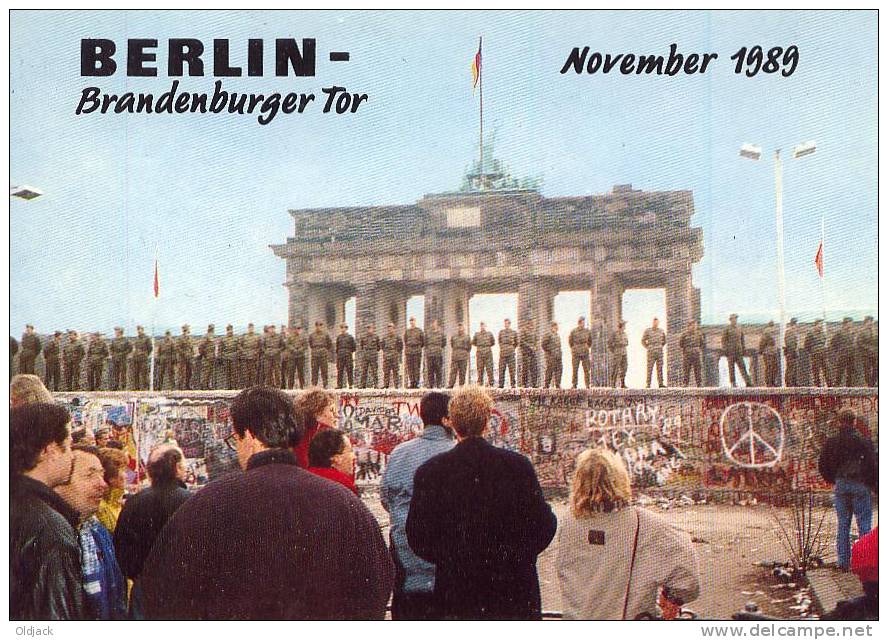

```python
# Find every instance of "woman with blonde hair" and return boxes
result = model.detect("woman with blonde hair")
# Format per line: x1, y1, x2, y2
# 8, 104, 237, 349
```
557, 448, 701, 620
292, 387, 337, 468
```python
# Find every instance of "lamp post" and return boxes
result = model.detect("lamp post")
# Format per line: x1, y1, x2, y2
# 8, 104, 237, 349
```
739, 141, 816, 386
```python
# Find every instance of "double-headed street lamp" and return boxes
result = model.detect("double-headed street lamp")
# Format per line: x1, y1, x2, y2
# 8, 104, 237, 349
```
739, 141, 817, 386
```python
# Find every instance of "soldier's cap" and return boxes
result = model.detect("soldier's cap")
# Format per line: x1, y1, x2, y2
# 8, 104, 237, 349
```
114, 326, 123, 331
814, 318, 823, 324
182, 324, 190, 330
54, 331, 62, 337
136, 325, 144, 330
388, 322, 395, 327
26, 324, 33, 329
619, 320, 627, 327
315, 321, 323, 326
208, 324, 215, 331
767, 320, 775, 326
578, 316, 586, 321
226, 324, 233, 329
843, 317, 852, 323
789, 317, 798, 324
165, 330, 172, 335
865, 315, 873, 322
341, 324, 348, 329
729, 313, 738, 320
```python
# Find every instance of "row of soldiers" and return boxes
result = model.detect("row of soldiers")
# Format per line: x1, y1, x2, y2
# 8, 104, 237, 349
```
11, 313, 877, 391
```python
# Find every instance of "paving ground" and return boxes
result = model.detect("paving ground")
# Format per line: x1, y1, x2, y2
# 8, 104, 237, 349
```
363, 493, 877, 620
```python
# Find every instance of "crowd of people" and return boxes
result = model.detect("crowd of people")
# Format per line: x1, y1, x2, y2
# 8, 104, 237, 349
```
9, 313, 878, 392
8, 372, 881, 621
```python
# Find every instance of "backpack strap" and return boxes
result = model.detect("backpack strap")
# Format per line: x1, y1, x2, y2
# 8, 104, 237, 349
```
622, 508, 641, 621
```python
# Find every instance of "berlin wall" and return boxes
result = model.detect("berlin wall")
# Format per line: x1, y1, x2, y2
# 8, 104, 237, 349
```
53, 388, 878, 501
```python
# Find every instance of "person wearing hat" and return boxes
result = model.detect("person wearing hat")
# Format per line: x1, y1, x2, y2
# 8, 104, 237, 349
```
219, 324, 240, 389
43, 331, 63, 392
156, 330, 176, 390
609, 320, 629, 388
804, 319, 830, 387
309, 320, 334, 388
830, 317, 857, 387
424, 319, 447, 389
18, 324, 42, 375
335, 323, 357, 389
238, 323, 262, 388
176, 325, 194, 390
721, 314, 751, 388
110, 326, 133, 391
568, 317, 593, 389
541, 322, 563, 389
63, 330, 86, 391
287, 325, 309, 389
518, 319, 540, 388
87, 332, 110, 391
262, 324, 285, 387
448, 323, 472, 387
382, 322, 404, 389
642, 317, 667, 388
818, 408, 877, 570
758, 321, 779, 387
498, 318, 518, 389
472, 322, 496, 387
403, 317, 425, 389
784, 317, 801, 387
132, 325, 153, 390
678, 319, 704, 387
856, 316, 878, 387
198, 324, 218, 389
358, 323, 381, 388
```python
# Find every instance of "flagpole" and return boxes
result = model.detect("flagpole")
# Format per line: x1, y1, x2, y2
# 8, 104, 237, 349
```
774, 149, 787, 386
821, 213, 828, 341
478, 35, 484, 191
149, 246, 157, 392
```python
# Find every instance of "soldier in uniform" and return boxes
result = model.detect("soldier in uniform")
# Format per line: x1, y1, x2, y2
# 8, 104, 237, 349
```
642, 317, 667, 388
609, 321, 629, 388
358, 323, 381, 388
381, 322, 404, 389
63, 330, 85, 391
804, 319, 830, 387
519, 319, 539, 388
109, 326, 132, 391
176, 325, 195, 390
219, 324, 239, 389
541, 321, 563, 389
448, 323, 471, 387
568, 317, 593, 389
830, 317, 856, 387
262, 324, 285, 387
721, 314, 751, 387
403, 317, 425, 388
198, 324, 217, 389
156, 330, 176, 390
42, 331, 63, 392
472, 322, 495, 386
132, 325, 153, 390
678, 320, 704, 387
10, 336, 18, 378
238, 323, 262, 388
498, 318, 518, 388
784, 317, 801, 387
335, 323, 357, 389
87, 332, 109, 391
309, 321, 334, 388
424, 319, 446, 388
18, 324, 41, 375
857, 316, 878, 387
287, 325, 308, 389
758, 321, 779, 387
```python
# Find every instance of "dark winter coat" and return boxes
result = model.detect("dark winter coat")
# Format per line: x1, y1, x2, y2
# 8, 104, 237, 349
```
818, 428, 878, 491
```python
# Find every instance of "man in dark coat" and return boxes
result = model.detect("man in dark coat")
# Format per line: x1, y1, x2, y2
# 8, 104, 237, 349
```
139, 386, 393, 620
10, 402, 87, 620
406, 386, 557, 620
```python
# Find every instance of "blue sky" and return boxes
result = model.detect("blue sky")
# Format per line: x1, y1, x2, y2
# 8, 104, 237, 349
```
10, 10, 878, 348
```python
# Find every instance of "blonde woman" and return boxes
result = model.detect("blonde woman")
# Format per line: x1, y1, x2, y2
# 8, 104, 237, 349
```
557, 448, 700, 620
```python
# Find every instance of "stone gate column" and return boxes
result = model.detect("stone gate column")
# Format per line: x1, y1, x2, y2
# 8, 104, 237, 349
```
589, 276, 622, 386
666, 270, 694, 386
518, 279, 556, 385
287, 280, 308, 329
354, 283, 377, 335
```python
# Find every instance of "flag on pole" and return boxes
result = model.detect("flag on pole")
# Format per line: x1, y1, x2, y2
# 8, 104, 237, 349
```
814, 241, 824, 278
153, 259, 160, 297
471, 37, 482, 92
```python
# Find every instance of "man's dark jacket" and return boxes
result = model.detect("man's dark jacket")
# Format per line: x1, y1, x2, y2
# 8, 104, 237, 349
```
818, 428, 878, 491
138, 449, 393, 620
10, 475, 88, 620
406, 437, 557, 620
113, 479, 191, 580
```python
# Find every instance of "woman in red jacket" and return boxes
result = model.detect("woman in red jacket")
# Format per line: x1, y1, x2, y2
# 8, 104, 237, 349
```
307, 429, 358, 494
292, 388, 337, 468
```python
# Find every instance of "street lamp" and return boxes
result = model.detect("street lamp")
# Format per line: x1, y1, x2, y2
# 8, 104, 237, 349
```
739, 141, 817, 386
10, 185, 43, 200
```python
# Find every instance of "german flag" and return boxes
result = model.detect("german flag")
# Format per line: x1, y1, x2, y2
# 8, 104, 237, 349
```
471, 37, 482, 92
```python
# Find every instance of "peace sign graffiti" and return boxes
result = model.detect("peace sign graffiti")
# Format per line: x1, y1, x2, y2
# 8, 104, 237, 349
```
719, 401, 784, 468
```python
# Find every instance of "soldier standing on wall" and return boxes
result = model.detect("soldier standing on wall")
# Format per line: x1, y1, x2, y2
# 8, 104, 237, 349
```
830, 317, 856, 387
448, 323, 471, 387
288, 325, 308, 389
721, 314, 751, 387
219, 324, 239, 389
176, 325, 194, 390
109, 327, 132, 391
63, 330, 85, 391
857, 316, 878, 387
198, 325, 217, 390
309, 321, 334, 388
609, 320, 629, 388
380, 322, 403, 389
805, 319, 830, 387
43, 331, 63, 392
678, 320, 704, 387
156, 330, 175, 390
280, 326, 292, 388
132, 325, 153, 390
642, 317, 667, 388
18, 324, 41, 375
569, 317, 592, 389
336, 323, 357, 389
519, 319, 540, 388
472, 322, 495, 386
262, 324, 284, 387
542, 322, 563, 388
498, 318, 518, 388
358, 323, 381, 388
87, 331, 109, 391
784, 317, 801, 387
759, 320, 779, 387
238, 323, 261, 387
424, 319, 446, 388
403, 317, 425, 389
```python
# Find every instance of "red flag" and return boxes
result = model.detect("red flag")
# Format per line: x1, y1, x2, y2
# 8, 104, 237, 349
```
814, 241, 824, 278
471, 37, 482, 91
153, 259, 159, 297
